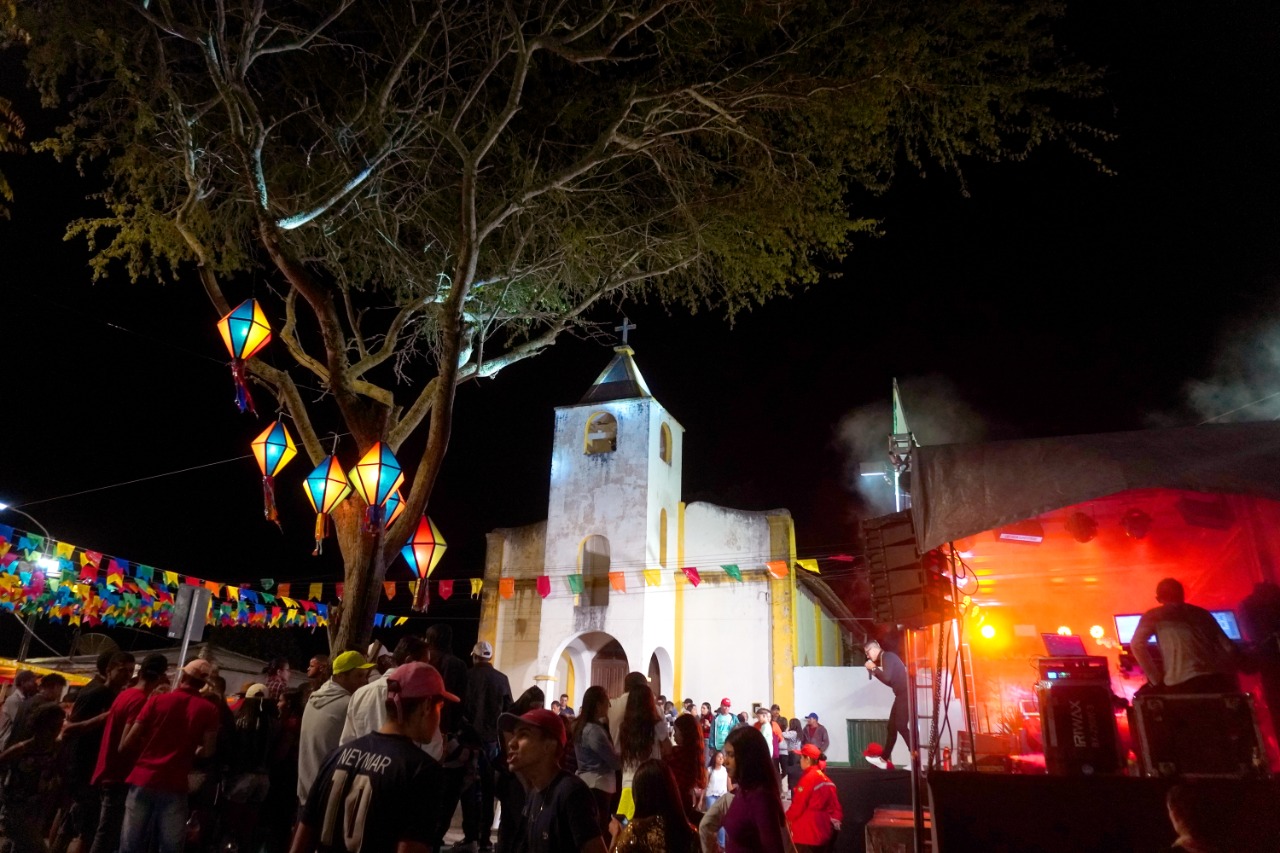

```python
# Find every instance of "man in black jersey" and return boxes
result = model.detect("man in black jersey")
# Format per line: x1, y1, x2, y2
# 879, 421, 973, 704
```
291, 662, 459, 853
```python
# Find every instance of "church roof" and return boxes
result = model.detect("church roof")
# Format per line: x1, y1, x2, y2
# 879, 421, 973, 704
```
579, 346, 653, 404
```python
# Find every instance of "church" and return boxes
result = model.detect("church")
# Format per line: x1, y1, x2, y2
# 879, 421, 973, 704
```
477, 342, 868, 758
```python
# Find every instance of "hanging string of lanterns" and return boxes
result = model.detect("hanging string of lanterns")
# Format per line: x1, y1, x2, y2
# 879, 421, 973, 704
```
214, 299, 448, 582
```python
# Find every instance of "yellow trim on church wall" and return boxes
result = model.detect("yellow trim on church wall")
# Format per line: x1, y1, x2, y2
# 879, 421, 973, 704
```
767, 514, 796, 714
814, 598, 824, 666
565, 654, 576, 706
674, 501, 686, 704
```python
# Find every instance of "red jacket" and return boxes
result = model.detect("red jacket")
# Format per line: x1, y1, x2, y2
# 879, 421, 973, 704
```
786, 765, 842, 845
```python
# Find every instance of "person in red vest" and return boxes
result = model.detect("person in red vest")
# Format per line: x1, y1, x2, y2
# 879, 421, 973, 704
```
785, 744, 842, 853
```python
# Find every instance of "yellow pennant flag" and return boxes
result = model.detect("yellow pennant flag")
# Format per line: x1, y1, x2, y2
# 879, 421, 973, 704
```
280, 596, 297, 609
470, 578, 484, 598
163, 571, 179, 588
643, 569, 662, 587
225, 587, 241, 602
309, 583, 323, 601
55, 542, 75, 560
796, 558, 820, 574
395, 616, 409, 626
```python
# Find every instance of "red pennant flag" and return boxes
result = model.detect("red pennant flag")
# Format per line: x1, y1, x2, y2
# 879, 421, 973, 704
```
277, 583, 291, 598
536, 576, 551, 598
79, 564, 96, 583
384, 582, 396, 600
335, 583, 344, 600
83, 550, 103, 568
438, 580, 453, 600
830, 554, 855, 562
185, 575, 201, 586
681, 566, 701, 587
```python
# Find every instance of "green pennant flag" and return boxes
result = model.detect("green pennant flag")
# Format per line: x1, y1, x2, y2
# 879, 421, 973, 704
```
567, 574, 583, 594
136, 565, 154, 582
721, 564, 743, 582
262, 593, 276, 604
261, 578, 275, 590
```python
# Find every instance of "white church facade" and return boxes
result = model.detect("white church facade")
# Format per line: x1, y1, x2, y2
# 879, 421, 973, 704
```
476, 345, 915, 764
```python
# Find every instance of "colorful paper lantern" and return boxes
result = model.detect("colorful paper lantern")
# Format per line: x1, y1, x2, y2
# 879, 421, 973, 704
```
251, 421, 297, 527
347, 442, 404, 533
303, 455, 352, 555
217, 298, 272, 414
383, 489, 406, 530
401, 515, 446, 611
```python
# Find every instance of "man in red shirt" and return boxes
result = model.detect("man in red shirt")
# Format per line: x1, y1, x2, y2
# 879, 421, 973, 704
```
117, 659, 221, 853
90, 652, 169, 853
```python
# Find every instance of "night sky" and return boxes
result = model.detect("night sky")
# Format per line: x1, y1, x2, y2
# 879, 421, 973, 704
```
3, 3, 1279, 660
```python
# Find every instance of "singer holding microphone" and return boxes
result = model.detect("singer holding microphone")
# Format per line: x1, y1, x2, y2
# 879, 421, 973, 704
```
862, 638, 910, 770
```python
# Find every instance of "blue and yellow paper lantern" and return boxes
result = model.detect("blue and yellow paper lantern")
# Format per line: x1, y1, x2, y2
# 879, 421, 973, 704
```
383, 489, 406, 530
217, 298, 272, 414
251, 421, 297, 527
401, 515, 447, 610
347, 442, 404, 533
303, 455, 353, 555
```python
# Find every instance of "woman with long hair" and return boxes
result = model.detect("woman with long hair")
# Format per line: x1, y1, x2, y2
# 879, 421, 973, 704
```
786, 745, 842, 853
667, 714, 707, 826
574, 685, 621, 838
617, 687, 671, 819
607, 760, 699, 853
783, 718, 804, 793
721, 726, 787, 851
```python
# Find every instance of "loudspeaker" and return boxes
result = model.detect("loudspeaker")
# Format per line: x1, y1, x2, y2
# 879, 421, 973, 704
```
1036, 681, 1121, 776
863, 511, 953, 628
1133, 692, 1264, 778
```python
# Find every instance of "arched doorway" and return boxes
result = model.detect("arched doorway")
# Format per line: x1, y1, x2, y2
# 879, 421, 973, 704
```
594, 639, 629, 699
551, 631, 631, 701
648, 651, 662, 698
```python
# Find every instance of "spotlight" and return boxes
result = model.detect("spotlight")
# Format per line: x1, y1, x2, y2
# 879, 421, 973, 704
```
1057, 626, 1072, 636
1121, 508, 1152, 539
36, 555, 60, 578
1065, 512, 1097, 543
1089, 625, 1104, 639
981, 624, 996, 639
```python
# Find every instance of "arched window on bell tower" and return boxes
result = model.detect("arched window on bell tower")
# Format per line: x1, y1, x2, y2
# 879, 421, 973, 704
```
580, 534, 610, 607
584, 412, 617, 455
659, 422, 672, 464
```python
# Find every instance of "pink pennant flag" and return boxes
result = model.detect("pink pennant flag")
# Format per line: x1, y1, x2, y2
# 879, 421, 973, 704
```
680, 566, 701, 587
536, 576, 551, 599
438, 580, 453, 600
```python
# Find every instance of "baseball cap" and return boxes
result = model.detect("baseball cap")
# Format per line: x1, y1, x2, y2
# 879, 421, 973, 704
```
245, 683, 268, 698
385, 662, 459, 702
332, 651, 376, 675
183, 659, 215, 683
472, 640, 494, 660
805, 712, 819, 721
799, 743, 823, 759
500, 708, 566, 749
720, 697, 731, 708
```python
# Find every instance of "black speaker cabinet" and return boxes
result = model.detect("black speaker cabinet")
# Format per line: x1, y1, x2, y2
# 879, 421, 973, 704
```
1036, 681, 1122, 775
1133, 692, 1265, 779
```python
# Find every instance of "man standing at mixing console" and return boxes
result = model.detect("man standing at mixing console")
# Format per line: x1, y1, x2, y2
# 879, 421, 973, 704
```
1132, 577, 1237, 694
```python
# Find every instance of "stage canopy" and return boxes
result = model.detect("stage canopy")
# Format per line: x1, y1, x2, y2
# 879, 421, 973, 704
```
911, 421, 1280, 552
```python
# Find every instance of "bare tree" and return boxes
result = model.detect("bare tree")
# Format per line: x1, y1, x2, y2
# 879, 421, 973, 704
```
12, 0, 1105, 649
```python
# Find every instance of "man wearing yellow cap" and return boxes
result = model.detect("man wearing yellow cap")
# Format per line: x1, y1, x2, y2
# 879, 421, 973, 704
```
297, 651, 373, 809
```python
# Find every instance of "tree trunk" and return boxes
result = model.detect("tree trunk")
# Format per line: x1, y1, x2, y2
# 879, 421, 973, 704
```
329, 500, 390, 653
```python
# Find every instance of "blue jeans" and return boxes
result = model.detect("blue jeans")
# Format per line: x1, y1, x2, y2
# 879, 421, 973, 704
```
704, 794, 727, 847
120, 786, 188, 853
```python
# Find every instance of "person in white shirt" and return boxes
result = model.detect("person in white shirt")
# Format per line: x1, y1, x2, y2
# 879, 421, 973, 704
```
341, 636, 444, 759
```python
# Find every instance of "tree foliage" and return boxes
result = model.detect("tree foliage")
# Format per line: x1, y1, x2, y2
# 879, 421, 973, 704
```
9, 0, 1105, 649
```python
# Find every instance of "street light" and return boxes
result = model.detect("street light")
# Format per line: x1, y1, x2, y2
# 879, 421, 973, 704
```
0, 502, 55, 661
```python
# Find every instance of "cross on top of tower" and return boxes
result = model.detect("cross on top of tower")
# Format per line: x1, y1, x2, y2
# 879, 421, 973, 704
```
615, 317, 636, 346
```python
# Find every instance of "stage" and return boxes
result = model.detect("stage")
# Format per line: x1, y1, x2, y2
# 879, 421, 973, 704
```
825, 768, 1280, 853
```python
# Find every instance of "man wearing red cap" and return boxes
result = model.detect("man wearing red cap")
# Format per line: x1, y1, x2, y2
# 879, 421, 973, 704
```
785, 744, 842, 853
711, 698, 735, 753
291, 661, 457, 853
116, 659, 221, 853
500, 708, 607, 853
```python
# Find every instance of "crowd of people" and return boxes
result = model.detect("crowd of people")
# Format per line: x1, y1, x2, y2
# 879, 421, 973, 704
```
0, 630, 842, 853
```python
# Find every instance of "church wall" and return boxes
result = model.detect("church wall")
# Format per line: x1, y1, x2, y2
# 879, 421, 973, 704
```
484, 522, 546, 686
680, 502, 782, 711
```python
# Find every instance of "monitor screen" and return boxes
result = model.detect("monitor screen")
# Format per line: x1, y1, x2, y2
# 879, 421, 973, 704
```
1042, 633, 1089, 656
1115, 610, 1243, 643
1211, 610, 1243, 641
1114, 613, 1148, 645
